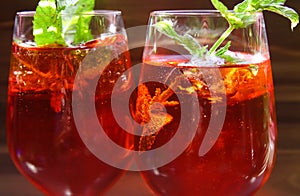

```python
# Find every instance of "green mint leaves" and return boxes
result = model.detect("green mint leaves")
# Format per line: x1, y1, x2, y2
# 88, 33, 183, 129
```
232, 0, 299, 30
154, 21, 233, 64
33, 0, 95, 46
155, 21, 208, 59
155, 0, 299, 64
33, 0, 65, 46
59, 0, 95, 44
211, 0, 299, 31
209, 0, 299, 55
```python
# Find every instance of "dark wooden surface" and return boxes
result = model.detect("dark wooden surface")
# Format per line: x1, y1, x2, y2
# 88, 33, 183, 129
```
1, 0, 300, 195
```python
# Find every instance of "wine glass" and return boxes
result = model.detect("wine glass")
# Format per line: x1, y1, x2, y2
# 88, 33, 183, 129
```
134, 10, 277, 195
7, 10, 133, 195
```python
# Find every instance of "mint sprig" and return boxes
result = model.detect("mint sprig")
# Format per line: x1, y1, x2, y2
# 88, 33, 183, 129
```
155, 0, 299, 64
154, 21, 230, 64
209, 0, 299, 54
33, 0, 95, 46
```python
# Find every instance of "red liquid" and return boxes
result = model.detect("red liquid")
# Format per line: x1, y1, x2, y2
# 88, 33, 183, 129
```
135, 55, 277, 196
7, 35, 133, 195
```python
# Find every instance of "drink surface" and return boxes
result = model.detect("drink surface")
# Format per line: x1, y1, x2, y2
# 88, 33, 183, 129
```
134, 54, 277, 195
7, 34, 133, 195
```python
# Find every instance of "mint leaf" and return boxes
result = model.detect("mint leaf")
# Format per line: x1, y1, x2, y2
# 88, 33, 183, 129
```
60, 0, 95, 44
155, 21, 208, 59
234, 0, 253, 13
215, 41, 231, 56
33, 0, 66, 46
210, 0, 254, 28
33, 0, 95, 46
264, 5, 299, 30
74, 15, 94, 44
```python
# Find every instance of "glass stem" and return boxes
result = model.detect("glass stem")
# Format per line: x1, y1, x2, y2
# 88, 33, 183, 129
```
209, 25, 235, 54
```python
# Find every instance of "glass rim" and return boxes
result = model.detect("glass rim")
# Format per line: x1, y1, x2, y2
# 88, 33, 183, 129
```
150, 9, 263, 17
16, 10, 122, 17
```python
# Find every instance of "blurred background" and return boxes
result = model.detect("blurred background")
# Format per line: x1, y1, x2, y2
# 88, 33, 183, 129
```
1, 0, 300, 195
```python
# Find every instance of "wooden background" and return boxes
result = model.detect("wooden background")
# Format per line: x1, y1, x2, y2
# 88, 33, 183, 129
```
0, 0, 300, 195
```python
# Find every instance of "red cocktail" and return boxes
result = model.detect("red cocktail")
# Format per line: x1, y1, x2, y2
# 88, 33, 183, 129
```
136, 54, 276, 195
7, 11, 133, 195
133, 10, 278, 196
